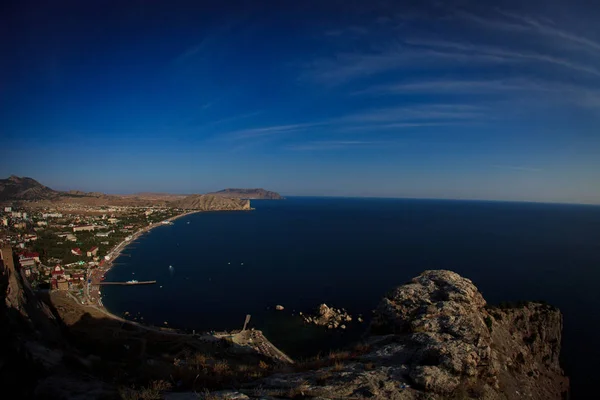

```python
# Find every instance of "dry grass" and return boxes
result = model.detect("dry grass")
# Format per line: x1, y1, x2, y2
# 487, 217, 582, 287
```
331, 361, 345, 372
328, 350, 351, 361
258, 360, 269, 370
212, 360, 230, 375
119, 380, 172, 400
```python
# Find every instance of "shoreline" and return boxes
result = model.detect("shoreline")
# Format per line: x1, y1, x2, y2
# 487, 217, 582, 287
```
89, 208, 251, 322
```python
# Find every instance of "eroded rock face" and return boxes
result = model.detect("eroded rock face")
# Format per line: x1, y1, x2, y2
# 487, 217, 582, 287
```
242, 270, 569, 399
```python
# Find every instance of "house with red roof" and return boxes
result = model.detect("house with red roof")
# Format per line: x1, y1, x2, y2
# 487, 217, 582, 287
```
87, 246, 99, 257
71, 248, 82, 256
18, 251, 40, 262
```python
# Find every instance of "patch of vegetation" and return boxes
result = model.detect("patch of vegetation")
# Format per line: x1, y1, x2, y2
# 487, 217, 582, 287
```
484, 316, 493, 332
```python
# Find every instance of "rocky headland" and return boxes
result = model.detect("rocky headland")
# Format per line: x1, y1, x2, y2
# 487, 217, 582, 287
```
207, 188, 283, 200
205, 270, 570, 399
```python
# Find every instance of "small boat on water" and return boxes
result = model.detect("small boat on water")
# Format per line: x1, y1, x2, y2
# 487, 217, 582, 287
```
169, 265, 173, 269
126, 280, 139, 284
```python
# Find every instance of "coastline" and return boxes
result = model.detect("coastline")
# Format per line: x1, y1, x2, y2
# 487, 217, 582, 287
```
88, 208, 251, 322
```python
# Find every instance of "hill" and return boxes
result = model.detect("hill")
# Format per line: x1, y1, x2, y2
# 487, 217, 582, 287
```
170, 194, 251, 210
208, 188, 283, 199
0, 175, 60, 201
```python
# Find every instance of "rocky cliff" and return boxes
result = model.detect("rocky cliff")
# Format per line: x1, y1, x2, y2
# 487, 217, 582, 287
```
170, 194, 251, 210
207, 188, 283, 200
206, 270, 569, 399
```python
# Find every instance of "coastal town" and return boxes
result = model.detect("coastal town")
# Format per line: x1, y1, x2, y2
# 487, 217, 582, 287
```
0, 202, 183, 306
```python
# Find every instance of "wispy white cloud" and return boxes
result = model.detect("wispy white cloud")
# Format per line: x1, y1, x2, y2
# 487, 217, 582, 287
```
338, 122, 462, 131
355, 79, 527, 95
405, 39, 600, 77
493, 165, 543, 172
224, 122, 322, 140
494, 10, 600, 54
305, 9, 600, 86
338, 104, 485, 123
220, 103, 483, 142
304, 45, 511, 84
287, 140, 395, 151
355, 77, 600, 109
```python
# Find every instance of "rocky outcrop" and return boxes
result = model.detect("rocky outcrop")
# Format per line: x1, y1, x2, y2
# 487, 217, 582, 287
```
207, 188, 283, 200
170, 194, 251, 211
235, 270, 569, 399
301, 303, 354, 329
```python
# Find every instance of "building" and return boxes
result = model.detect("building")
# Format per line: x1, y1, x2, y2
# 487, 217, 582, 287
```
51, 265, 65, 278
19, 251, 40, 262
71, 273, 84, 281
73, 225, 95, 232
71, 248, 83, 256
57, 280, 69, 291
2, 218, 7, 226
4, 207, 12, 212
87, 246, 99, 257
11, 211, 22, 218
23, 235, 37, 242
108, 218, 119, 224
19, 258, 36, 268
13, 222, 26, 229
96, 231, 111, 237
66, 234, 77, 242
42, 213, 62, 218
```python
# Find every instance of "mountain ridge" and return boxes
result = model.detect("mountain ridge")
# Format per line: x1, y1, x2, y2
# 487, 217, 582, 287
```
0, 176, 278, 207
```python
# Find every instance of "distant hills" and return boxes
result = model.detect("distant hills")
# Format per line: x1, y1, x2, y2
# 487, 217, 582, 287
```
0, 175, 60, 201
0, 176, 280, 208
207, 188, 283, 200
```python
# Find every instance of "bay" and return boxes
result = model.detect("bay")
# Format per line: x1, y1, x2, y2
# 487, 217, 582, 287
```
102, 197, 600, 397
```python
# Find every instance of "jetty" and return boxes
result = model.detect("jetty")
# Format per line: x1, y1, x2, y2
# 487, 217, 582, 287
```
98, 280, 156, 286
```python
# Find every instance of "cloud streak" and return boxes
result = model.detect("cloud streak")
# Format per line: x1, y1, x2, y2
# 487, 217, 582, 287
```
493, 165, 543, 172
404, 39, 600, 77
287, 140, 396, 151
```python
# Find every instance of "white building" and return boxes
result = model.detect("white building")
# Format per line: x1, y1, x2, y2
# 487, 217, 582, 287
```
4, 207, 12, 212
42, 213, 63, 218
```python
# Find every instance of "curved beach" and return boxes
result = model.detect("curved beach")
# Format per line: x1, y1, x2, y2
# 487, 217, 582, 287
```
88, 210, 200, 314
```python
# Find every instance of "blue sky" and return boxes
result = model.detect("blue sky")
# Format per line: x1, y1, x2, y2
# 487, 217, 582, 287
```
2, 0, 600, 203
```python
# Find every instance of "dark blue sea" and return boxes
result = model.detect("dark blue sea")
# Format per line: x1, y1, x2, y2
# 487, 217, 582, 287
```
103, 197, 600, 397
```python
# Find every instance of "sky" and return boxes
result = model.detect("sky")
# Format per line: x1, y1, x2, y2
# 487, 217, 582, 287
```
2, 0, 600, 203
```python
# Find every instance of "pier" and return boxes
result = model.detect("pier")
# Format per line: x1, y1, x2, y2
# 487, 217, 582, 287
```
98, 280, 156, 285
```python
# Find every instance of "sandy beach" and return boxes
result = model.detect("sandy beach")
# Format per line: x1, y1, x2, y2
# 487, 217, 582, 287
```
87, 210, 202, 311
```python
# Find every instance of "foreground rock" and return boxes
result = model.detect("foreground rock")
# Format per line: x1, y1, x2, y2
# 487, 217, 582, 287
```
238, 270, 569, 399
301, 303, 353, 329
